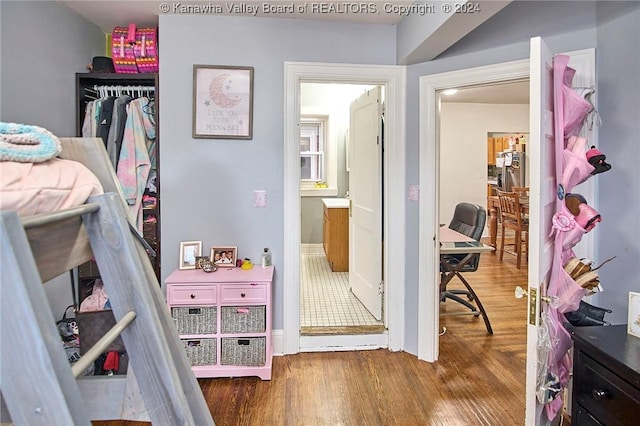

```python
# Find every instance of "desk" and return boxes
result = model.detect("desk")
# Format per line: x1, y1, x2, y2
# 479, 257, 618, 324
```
487, 195, 529, 252
439, 227, 495, 334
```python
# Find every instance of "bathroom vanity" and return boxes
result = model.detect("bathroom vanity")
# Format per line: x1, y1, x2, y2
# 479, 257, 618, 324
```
322, 198, 349, 272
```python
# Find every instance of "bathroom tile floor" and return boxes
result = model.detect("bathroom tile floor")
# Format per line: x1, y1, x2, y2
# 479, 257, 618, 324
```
300, 253, 383, 328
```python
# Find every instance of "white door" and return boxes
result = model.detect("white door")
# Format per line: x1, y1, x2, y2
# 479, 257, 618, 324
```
526, 36, 557, 424
527, 37, 597, 425
349, 86, 383, 320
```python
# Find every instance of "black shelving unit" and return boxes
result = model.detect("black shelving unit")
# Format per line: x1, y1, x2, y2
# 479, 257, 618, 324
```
75, 72, 161, 281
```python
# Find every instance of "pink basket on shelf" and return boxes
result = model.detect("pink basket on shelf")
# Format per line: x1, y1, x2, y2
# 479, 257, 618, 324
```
111, 24, 138, 73
134, 27, 159, 73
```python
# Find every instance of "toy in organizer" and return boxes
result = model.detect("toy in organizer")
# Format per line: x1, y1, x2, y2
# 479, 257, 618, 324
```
538, 54, 613, 420
111, 24, 158, 74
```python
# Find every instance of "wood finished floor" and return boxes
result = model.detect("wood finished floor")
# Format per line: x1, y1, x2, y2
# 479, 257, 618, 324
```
94, 250, 530, 426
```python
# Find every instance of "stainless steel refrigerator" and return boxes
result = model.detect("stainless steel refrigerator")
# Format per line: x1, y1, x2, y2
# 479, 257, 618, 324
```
497, 151, 526, 191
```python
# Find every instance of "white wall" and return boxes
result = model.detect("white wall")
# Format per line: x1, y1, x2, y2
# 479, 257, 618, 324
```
439, 102, 529, 230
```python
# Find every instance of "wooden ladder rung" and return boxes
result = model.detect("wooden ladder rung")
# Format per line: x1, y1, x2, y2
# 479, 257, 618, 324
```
71, 311, 137, 378
21, 203, 100, 229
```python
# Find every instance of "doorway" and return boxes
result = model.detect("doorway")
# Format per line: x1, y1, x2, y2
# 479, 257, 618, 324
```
299, 82, 385, 335
419, 47, 596, 423
283, 62, 406, 355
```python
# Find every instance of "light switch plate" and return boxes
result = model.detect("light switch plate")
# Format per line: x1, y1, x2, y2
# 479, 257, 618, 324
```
408, 184, 420, 202
254, 190, 267, 207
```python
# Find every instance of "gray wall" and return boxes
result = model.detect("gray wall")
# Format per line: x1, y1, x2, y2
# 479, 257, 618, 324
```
592, 1, 640, 324
0, 1, 105, 316
158, 15, 395, 329
0, 0, 104, 136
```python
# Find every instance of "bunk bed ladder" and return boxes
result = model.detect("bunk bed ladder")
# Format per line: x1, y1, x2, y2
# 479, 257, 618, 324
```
0, 192, 214, 425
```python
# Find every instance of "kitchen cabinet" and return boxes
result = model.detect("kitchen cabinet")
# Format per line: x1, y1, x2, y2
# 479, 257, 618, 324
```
570, 324, 640, 425
165, 266, 274, 380
487, 137, 496, 165
322, 199, 349, 272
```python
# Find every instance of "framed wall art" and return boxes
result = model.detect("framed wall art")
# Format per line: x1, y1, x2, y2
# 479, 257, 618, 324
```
179, 241, 202, 270
193, 65, 254, 139
210, 246, 237, 268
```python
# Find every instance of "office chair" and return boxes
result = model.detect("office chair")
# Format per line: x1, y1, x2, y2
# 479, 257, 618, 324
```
440, 202, 487, 312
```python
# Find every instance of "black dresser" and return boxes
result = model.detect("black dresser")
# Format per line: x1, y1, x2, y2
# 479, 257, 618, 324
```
571, 325, 640, 425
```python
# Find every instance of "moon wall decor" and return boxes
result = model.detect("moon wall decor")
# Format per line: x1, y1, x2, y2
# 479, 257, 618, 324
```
193, 65, 254, 139
209, 73, 242, 109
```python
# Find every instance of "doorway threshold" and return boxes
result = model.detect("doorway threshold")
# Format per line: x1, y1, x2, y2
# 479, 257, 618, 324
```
301, 325, 386, 336
299, 330, 388, 352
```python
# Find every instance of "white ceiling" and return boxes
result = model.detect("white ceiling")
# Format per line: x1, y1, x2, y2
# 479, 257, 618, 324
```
440, 80, 530, 104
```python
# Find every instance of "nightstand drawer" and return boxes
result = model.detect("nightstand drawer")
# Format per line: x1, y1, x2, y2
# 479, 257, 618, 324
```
221, 306, 266, 333
575, 352, 640, 425
172, 306, 217, 335
167, 285, 216, 305
220, 285, 267, 304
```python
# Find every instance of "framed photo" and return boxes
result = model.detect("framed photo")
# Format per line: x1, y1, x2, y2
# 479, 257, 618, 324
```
210, 246, 237, 268
193, 65, 254, 139
194, 256, 210, 270
179, 241, 202, 270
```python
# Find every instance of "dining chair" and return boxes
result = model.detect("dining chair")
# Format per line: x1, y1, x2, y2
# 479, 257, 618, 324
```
440, 202, 486, 311
512, 186, 530, 196
497, 190, 529, 269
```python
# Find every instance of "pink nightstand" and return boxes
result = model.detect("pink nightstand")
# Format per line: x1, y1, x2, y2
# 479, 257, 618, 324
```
165, 266, 274, 380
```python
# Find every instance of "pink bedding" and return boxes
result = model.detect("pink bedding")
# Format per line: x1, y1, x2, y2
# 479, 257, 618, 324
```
0, 158, 104, 217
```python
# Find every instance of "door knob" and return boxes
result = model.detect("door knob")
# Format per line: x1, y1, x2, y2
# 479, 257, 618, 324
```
515, 286, 559, 308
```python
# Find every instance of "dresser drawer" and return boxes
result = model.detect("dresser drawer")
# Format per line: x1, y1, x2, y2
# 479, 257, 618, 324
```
572, 406, 602, 426
220, 284, 267, 304
167, 285, 216, 305
574, 351, 640, 425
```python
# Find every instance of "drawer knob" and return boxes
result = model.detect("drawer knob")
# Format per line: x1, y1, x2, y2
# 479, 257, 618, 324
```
241, 292, 246, 298
190, 294, 195, 299
591, 389, 608, 401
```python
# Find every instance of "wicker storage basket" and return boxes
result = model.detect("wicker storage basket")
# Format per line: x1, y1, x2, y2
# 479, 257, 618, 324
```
221, 337, 266, 366
221, 306, 266, 334
182, 338, 217, 366
172, 306, 217, 335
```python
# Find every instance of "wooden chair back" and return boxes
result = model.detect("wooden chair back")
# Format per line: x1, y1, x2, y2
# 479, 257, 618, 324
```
512, 186, 530, 196
497, 190, 524, 228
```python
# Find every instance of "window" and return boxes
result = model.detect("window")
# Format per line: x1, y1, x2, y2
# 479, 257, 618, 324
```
300, 120, 324, 183
300, 115, 336, 196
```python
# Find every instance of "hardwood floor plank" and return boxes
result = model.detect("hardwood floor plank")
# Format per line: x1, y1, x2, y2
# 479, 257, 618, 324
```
93, 252, 529, 425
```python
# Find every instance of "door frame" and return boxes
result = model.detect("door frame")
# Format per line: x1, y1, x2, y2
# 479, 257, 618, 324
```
418, 58, 531, 362
418, 50, 596, 423
283, 62, 406, 354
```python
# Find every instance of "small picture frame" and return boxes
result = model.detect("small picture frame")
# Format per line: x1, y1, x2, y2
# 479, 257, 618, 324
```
194, 256, 210, 270
179, 241, 202, 270
210, 246, 237, 268
193, 65, 254, 139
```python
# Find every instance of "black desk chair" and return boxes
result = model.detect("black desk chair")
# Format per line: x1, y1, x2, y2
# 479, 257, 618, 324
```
440, 202, 487, 312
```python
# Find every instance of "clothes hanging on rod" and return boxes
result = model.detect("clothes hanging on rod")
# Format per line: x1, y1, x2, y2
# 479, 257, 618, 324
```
81, 84, 157, 231
116, 97, 155, 231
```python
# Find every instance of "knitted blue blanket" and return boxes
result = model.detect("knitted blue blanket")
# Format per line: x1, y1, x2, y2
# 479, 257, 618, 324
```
0, 122, 62, 163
